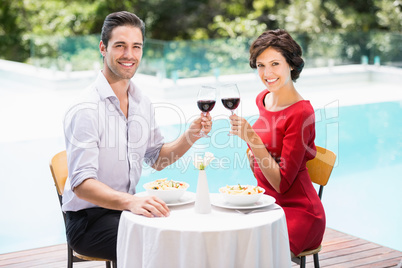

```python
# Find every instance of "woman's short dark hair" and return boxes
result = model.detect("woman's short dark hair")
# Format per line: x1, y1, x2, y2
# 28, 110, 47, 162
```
249, 29, 304, 82
101, 11, 145, 48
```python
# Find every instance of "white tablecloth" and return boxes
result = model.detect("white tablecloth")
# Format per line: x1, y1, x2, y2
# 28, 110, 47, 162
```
117, 195, 291, 268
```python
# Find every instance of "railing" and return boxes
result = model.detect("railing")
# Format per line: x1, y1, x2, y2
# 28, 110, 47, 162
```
27, 31, 402, 79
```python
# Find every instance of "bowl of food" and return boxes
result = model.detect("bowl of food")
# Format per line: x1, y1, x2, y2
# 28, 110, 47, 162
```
143, 178, 189, 203
219, 184, 265, 206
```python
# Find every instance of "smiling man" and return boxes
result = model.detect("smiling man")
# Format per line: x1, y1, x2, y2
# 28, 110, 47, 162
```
62, 11, 212, 262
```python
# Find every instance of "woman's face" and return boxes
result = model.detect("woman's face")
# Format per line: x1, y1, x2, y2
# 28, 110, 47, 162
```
256, 47, 293, 92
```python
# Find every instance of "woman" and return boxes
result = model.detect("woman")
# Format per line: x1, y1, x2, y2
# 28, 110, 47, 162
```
229, 29, 325, 256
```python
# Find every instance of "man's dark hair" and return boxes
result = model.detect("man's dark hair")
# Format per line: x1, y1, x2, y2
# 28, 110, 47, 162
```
101, 11, 145, 48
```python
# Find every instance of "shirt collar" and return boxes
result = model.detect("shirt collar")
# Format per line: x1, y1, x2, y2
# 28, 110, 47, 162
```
95, 71, 117, 101
94, 71, 142, 103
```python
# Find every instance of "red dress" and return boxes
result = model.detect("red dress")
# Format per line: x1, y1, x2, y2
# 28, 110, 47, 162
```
251, 89, 325, 256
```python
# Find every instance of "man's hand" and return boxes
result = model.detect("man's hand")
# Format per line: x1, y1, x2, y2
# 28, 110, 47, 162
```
130, 195, 170, 218
74, 179, 170, 217
190, 112, 212, 138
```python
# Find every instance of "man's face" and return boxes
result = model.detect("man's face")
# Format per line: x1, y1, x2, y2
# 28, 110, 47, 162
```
100, 25, 143, 82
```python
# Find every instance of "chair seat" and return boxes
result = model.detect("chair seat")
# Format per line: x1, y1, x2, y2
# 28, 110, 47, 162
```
73, 251, 111, 262
297, 244, 322, 257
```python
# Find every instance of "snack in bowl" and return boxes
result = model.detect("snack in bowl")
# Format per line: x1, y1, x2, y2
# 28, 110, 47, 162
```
143, 178, 189, 203
219, 184, 265, 205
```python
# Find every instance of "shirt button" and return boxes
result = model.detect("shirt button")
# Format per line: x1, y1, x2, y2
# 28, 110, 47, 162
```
108, 103, 116, 112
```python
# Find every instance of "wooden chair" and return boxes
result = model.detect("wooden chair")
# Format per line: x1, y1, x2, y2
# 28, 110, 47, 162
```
49, 150, 116, 268
292, 145, 337, 268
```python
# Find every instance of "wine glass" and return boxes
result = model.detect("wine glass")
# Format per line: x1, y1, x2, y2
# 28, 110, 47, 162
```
196, 85, 216, 138
220, 83, 240, 136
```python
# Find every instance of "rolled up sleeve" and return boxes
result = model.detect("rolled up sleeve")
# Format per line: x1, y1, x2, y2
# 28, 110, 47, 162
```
64, 102, 100, 190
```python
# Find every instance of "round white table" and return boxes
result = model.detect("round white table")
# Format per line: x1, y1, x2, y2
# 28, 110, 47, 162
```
117, 193, 291, 268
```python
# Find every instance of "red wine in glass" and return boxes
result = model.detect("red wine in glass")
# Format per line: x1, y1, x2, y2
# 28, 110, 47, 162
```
221, 98, 240, 111
196, 85, 217, 138
197, 100, 216, 113
220, 84, 240, 136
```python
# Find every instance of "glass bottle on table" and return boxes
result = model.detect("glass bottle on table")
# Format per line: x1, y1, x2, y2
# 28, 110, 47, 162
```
220, 83, 240, 136
196, 85, 216, 138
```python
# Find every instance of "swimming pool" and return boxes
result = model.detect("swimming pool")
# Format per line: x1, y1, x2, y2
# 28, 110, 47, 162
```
0, 64, 401, 254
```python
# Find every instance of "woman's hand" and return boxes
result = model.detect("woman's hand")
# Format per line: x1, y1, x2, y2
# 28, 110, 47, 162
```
229, 114, 255, 143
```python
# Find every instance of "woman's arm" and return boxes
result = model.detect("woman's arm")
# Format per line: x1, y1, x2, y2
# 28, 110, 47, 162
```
230, 114, 282, 193
246, 148, 255, 174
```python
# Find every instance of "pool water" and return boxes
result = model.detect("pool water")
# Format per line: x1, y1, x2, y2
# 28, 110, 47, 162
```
0, 101, 401, 254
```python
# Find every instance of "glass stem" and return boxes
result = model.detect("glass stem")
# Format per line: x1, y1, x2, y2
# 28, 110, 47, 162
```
200, 112, 206, 135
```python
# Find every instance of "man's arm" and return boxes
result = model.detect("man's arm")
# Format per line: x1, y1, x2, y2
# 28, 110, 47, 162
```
74, 178, 170, 217
152, 113, 212, 171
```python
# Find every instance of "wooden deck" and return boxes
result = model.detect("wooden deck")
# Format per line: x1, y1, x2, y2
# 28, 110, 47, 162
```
291, 228, 402, 268
1, 228, 401, 267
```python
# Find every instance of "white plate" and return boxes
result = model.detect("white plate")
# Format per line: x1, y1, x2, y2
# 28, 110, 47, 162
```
136, 191, 196, 207
210, 193, 276, 210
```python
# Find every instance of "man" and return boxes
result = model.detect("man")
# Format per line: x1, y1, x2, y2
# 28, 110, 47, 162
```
63, 11, 212, 261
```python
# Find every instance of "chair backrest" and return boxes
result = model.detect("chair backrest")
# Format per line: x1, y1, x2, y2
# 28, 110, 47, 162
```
306, 146, 336, 199
49, 150, 68, 197
49, 151, 115, 266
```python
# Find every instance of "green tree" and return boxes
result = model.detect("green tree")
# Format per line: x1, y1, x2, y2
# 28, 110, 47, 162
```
1, 0, 401, 66
375, 0, 402, 31
324, 0, 380, 32
0, 0, 29, 61
277, 0, 333, 33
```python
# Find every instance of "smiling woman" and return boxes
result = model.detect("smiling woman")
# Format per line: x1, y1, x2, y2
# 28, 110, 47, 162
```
227, 29, 326, 256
